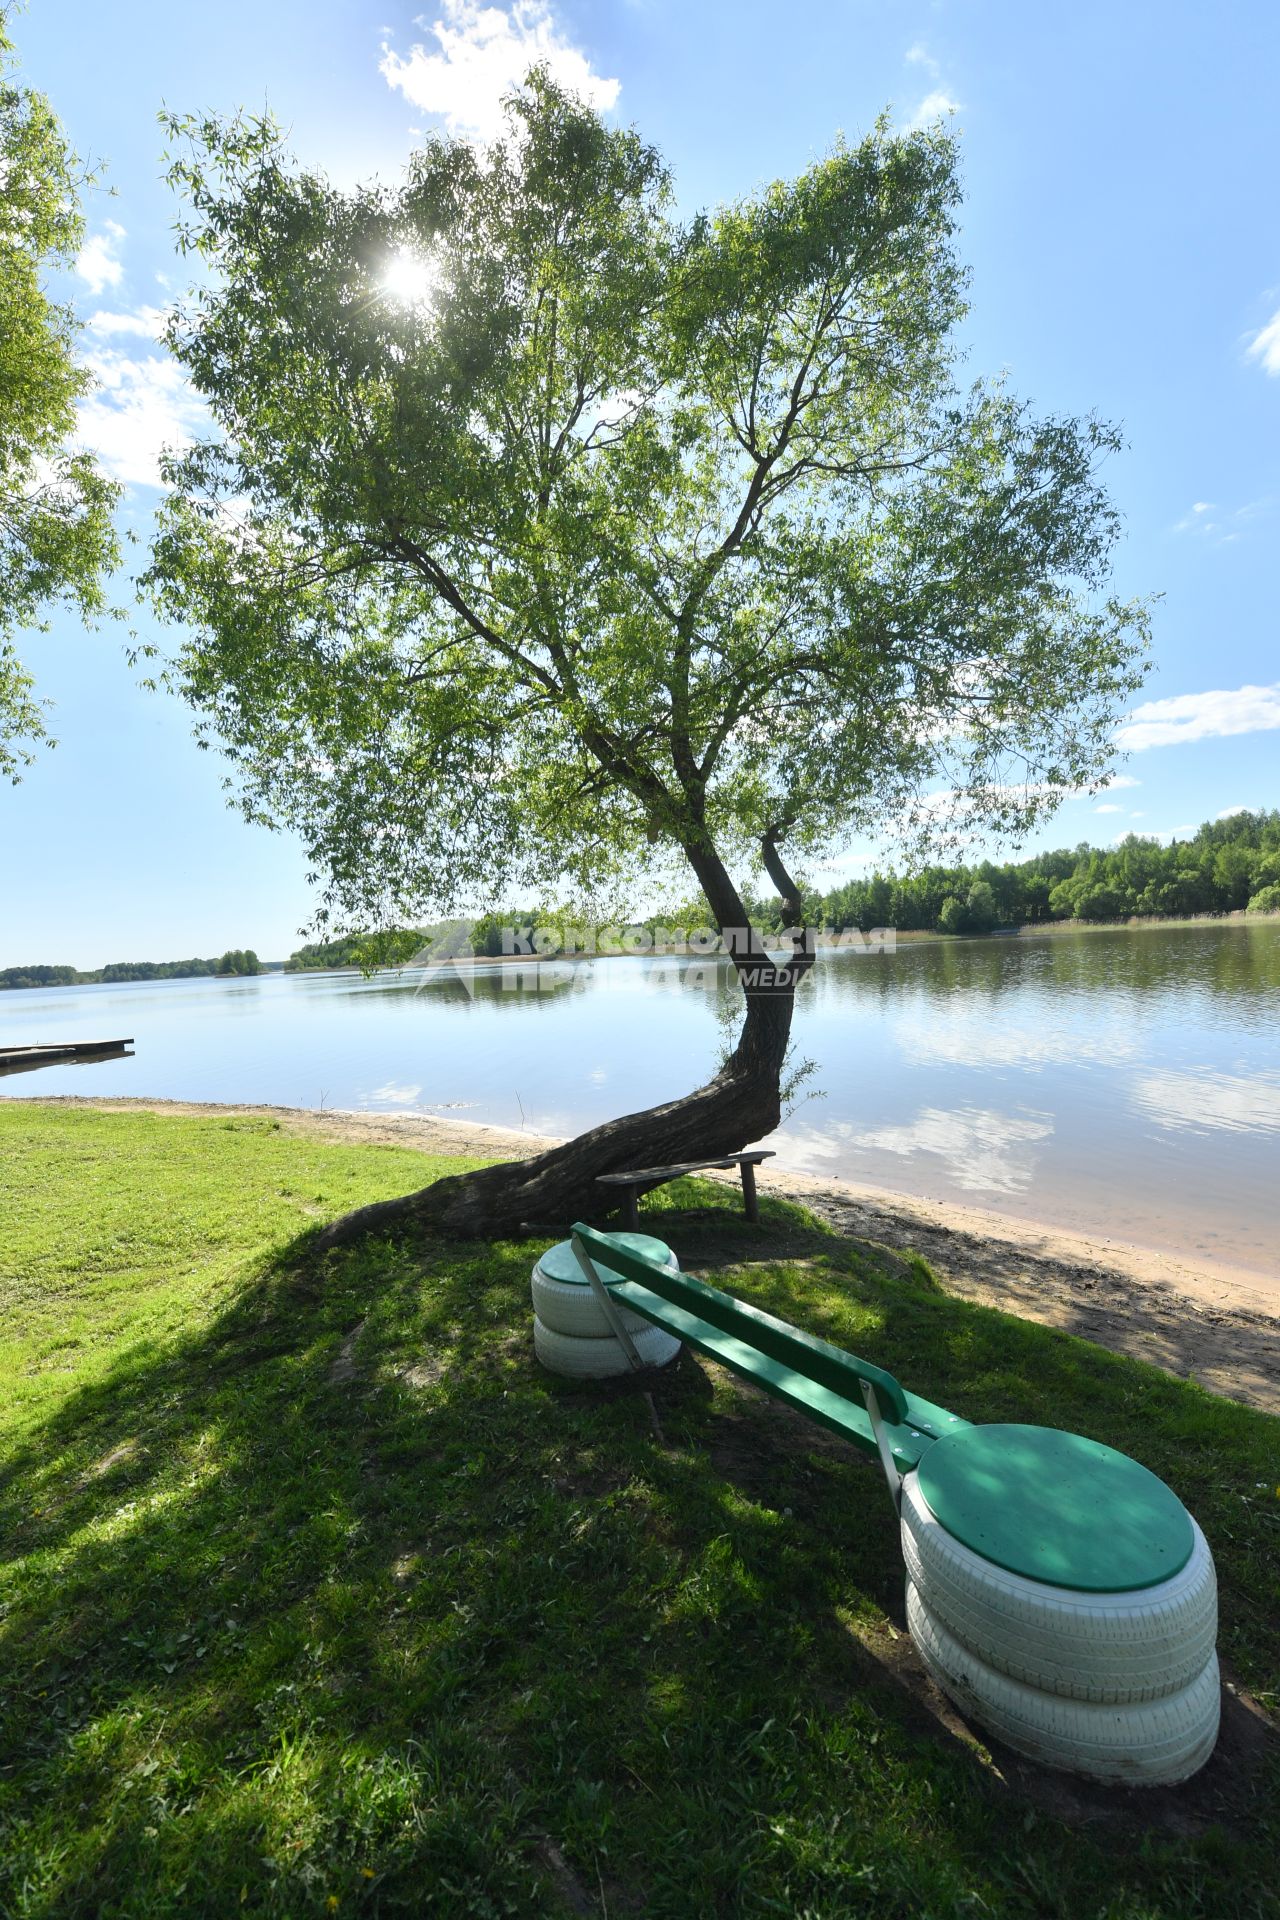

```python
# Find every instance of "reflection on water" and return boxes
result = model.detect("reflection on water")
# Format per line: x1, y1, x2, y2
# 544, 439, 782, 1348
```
1128, 1069, 1280, 1136
2, 921, 1277, 1278
891, 1005, 1137, 1071
800, 1104, 1057, 1197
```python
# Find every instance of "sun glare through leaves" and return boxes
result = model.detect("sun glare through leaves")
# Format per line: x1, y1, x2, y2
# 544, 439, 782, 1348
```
381, 247, 439, 308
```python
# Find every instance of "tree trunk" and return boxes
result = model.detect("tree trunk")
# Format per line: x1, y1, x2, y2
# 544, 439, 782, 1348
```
314, 972, 799, 1247
313, 836, 812, 1248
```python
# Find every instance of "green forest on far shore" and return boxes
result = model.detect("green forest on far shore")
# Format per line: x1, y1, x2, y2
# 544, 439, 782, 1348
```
283, 810, 1280, 969
9, 814, 1278, 987
0, 950, 262, 992
806, 806, 1280, 936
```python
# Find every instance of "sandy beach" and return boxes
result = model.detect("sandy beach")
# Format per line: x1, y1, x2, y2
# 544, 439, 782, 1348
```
26, 1094, 1278, 1414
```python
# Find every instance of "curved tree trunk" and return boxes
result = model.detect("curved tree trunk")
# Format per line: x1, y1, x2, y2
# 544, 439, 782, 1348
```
313, 837, 812, 1248
314, 976, 799, 1246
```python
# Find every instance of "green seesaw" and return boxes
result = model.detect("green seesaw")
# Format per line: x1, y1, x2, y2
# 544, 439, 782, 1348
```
546, 1224, 1220, 1787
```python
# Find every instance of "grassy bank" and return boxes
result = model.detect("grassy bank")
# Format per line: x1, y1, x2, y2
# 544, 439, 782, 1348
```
1, 1105, 1277, 1918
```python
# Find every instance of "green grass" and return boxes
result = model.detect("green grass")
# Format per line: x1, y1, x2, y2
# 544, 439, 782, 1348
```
0, 1103, 1277, 1919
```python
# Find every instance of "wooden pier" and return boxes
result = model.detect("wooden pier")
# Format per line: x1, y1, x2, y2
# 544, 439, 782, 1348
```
0, 1039, 135, 1078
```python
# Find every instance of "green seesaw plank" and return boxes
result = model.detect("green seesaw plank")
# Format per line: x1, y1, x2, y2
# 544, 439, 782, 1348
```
571, 1221, 914, 1426
611, 1278, 969, 1471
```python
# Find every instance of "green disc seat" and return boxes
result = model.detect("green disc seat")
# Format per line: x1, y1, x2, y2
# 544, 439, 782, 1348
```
535, 1233, 676, 1286
914, 1423, 1195, 1594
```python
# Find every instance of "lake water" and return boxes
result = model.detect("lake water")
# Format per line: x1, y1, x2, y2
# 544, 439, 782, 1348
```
3, 922, 1278, 1278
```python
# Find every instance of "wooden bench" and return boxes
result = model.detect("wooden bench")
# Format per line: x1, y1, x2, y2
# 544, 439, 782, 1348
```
596, 1149, 775, 1229
568, 1222, 969, 1506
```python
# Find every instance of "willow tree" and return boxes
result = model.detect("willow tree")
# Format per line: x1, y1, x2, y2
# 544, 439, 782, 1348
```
0, 5, 119, 780
148, 76, 1147, 1239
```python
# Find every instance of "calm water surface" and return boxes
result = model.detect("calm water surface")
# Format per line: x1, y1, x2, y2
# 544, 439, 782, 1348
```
3, 922, 1277, 1278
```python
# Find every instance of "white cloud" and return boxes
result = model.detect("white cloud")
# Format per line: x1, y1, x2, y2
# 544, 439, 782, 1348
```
87, 305, 168, 340
77, 347, 207, 488
1116, 682, 1280, 751
902, 88, 962, 132
75, 219, 126, 295
1246, 306, 1280, 376
381, 1, 620, 142
814, 845, 879, 877
905, 42, 941, 77
1095, 803, 1124, 814
1174, 493, 1277, 542
917, 781, 1051, 816
1174, 502, 1216, 535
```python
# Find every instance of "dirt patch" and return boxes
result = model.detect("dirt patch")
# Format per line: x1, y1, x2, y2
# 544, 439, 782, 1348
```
328, 1319, 365, 1386
398, 1354, 451, 1390
79, 1439, 146, 1483
840, 1607, 1277, 1840
530, 1838, 601, 1917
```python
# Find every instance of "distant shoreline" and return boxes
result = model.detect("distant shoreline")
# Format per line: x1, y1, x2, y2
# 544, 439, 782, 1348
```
5, 909, 1275, 988
0, 956, 272, 992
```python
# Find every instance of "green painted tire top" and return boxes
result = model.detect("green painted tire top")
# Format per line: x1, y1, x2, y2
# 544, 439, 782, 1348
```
536, 1234, 675, 1287
915, 1424, 1195, 1593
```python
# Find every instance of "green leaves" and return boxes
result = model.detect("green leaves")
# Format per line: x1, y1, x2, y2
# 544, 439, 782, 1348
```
0, 7, 121, 781
147, 71, 1148, 933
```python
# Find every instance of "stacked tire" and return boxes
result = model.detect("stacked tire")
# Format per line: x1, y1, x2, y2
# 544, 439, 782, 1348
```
532, 1234, 682, 1378
901, 1426, 1220, 1785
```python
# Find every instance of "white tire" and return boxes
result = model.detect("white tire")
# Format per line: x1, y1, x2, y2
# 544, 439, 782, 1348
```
531, 1238, 677, 1339
906, 1579, 1220, 1785
533, 1315, 681, 1379
900, 1471, 1217, 1705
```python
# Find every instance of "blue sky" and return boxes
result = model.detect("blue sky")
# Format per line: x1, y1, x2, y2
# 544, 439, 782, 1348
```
3, 0, 1278, 967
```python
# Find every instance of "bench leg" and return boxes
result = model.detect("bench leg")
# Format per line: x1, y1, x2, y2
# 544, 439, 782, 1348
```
740, 1160, 759, 1223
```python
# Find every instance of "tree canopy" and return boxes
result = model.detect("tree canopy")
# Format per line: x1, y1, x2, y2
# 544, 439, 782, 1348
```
149, 76, 1147, 931
0, 5, 119, 781
145, 73, 1151, 1234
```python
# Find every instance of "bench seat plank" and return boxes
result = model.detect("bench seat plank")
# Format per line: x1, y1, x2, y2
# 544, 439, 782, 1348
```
610, 1277, 969, 1471
597, 1150, 774, 1186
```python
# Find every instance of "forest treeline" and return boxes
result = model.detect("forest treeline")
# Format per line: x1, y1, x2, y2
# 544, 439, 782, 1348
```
0, 950, 262, 991
12, 812, 1277, 990
797, 808, 1280, 935
280, 812, 1280, 969
284, 931, 446, 971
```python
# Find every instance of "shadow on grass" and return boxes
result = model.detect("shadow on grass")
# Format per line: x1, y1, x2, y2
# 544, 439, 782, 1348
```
1, 1189, 1277, 1919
